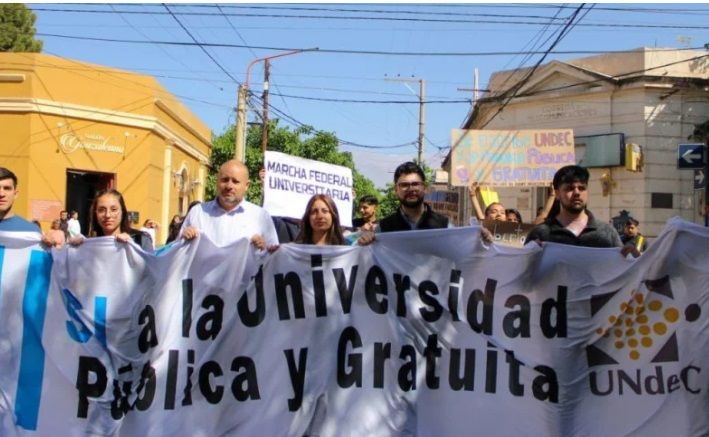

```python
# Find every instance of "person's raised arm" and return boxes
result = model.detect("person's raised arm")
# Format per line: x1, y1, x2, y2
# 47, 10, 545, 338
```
534, 183, 556, 225
468, 181, 485, 221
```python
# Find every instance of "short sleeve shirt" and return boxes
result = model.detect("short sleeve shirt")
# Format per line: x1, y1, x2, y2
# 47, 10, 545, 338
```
181, 199, 278, 248
0, 216, 41, 233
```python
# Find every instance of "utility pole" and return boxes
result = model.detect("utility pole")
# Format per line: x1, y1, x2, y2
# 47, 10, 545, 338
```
234, 85, 247, 161
457, 67, 481, 108
233, 48, 319, 160
417, 79, 425, 165
260, 60, 270, 152
385, 75, 426, 165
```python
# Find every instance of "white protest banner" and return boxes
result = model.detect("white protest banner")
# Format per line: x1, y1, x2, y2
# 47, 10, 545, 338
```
0, 218, 707, 436
450, 128, 575, 186
263, 151, 353, 227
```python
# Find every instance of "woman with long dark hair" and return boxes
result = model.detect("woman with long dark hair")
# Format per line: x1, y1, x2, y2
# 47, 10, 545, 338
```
295, 194, 346, 246
69, 188, 152, 251
165, 214, 183, 244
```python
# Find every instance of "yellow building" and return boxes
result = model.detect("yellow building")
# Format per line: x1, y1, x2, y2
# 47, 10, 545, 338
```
0, 53, 211, 244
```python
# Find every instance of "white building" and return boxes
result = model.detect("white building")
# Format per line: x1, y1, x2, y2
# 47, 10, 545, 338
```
444, 48, 709, 238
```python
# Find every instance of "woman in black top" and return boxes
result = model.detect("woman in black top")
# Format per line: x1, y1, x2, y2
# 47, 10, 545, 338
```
295, 194, 346, 246
165, 214, 183, 244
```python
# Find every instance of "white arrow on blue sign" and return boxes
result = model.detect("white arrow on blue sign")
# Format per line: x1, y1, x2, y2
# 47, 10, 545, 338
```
695, 169, 705, 190
677, 144, 707, 169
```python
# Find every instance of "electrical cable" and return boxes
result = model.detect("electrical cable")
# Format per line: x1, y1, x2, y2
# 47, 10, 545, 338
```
161, 3, 240, 84
267, 92, 471, 104
35, 33, 706, 56
480, 4, 592, 129
31, 6, 709, 29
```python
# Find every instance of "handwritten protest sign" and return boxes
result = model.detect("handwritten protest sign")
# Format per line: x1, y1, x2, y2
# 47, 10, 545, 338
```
450, 129, 575, 187
263, 151, 353, 227
481, 219, 535, 247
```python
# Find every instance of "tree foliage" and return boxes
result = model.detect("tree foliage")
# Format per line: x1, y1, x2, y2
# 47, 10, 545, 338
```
690, 119, 709, 144
0, 4, 42, 52
207, 121, 379, 220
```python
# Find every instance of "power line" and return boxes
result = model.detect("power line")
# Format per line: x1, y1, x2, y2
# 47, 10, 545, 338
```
31, 6, 709, 29
268, 92, 471, 104
452, 4, 709, 14
447, 51, 709, 138
149, 4, 574, 22
153, 10, 431, 152
35, 33, 706, 57
496, 5, 567, 94
481, 4, 592, 129
339, 139, 418, 150
242, 89, 419, 150
161, 3, 239, 84
484, 53, 709, 103
3, 58, 479, 98
109, 4, 224, 94
85, 3, 709, 15
213, 4, 295, 116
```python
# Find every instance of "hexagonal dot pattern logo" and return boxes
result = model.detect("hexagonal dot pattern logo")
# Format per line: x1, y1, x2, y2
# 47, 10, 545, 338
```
586, 276, 701, 367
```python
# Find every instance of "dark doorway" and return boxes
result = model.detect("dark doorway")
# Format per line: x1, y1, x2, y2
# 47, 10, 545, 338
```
66, 170, 115, 234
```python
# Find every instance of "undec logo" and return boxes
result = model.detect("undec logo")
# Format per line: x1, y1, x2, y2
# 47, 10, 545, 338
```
586, 276, 701, 366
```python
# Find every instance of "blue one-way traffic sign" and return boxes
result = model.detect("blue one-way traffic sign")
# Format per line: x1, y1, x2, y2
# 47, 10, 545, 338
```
695, 169, 705, 190
677, 143, 707, 169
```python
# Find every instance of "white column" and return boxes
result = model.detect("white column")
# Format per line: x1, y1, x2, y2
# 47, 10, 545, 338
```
197, 165, 206, 202
160, 145, 173, 245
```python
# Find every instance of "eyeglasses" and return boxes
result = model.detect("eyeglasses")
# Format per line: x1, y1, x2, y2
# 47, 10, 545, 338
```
96, 207, 120, 217
396, 181, 424, 190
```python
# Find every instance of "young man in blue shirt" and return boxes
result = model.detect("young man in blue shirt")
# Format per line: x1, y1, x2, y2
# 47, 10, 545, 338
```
0, 167, 41, 233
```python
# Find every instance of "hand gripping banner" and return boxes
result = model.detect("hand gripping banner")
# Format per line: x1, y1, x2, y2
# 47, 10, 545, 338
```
0, 217, 707, 436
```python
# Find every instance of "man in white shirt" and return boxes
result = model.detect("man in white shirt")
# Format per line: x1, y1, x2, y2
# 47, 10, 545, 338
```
181, 160, 277, 249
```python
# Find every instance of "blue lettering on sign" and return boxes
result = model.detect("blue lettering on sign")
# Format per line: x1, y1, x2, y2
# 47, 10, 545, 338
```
15, 249, 52, 430
492, 167, 558, 183
61, 288, 108, 348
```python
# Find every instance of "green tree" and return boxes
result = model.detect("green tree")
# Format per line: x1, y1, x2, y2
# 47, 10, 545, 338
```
690, 119, 709, 144
0, 4, 42, 52
207, 121, 379, 221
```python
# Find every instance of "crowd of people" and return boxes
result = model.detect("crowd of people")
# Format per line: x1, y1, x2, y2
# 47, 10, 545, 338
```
0, 162, 648, 257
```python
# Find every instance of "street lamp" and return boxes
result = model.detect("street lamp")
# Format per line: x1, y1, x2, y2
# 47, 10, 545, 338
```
234, 48, 319, 160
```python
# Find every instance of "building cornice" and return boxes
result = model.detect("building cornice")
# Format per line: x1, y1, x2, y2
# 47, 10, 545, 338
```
0, 97, 210, 164
154, 99, 211, 147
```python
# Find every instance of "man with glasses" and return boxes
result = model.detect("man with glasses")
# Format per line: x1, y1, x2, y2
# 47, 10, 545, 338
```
379, 161, 449, 232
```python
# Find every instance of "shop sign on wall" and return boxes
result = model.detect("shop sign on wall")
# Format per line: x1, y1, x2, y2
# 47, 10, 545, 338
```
59, 133, 125, 154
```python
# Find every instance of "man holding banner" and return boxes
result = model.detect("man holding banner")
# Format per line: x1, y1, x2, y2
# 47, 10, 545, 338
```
526, 165, 622, 248
181, 160, 277, 249
379, 161, 449, 232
